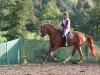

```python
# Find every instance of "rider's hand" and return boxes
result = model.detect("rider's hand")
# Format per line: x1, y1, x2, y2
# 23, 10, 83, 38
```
60, 26, 62, 30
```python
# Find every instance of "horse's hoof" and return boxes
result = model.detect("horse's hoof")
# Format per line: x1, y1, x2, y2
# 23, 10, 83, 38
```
63, 61, 66, 64
53, 59, 58, 62
77, 61, 83, 64
41, 62, 44, 65
55, 58, 58, 61
52, 58, 58, 62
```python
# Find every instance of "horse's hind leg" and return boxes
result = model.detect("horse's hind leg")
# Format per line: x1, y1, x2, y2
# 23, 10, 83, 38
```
63, 54, 72, 64
63, 46, 77, 63
63, 44, 83, 64
77, 47, 83, 63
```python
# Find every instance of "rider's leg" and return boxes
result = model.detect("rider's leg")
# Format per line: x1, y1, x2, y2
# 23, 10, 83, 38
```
63, 29, 70, 46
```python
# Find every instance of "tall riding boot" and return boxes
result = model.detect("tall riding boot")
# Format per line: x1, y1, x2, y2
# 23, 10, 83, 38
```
63, 36, 66, 46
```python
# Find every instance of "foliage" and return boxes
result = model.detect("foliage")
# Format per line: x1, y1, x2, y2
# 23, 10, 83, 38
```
0, 0, 99, 41
71, 0, 94, 31
39, 0, 62, 28
0, 32, 7, 43
0, 35, 7, 43
0, 0, 36, 40
21, 39, 74, 63
86, 0, 100, 40
21, 39, 99, 63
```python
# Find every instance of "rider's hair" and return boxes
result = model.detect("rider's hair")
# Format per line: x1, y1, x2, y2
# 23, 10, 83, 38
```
63, 11, 69, 17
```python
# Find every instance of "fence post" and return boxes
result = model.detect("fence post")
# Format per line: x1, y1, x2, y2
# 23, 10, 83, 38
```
19, 37, 22, 64
6, 39, 9, 64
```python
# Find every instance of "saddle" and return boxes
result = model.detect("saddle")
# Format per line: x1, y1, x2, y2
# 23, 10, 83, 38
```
61, 30, 74, 39
61, 30, 74, 46
67, 31, 73, 39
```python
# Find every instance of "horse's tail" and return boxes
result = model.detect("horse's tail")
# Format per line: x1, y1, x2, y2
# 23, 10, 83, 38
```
85, 34, 96, 58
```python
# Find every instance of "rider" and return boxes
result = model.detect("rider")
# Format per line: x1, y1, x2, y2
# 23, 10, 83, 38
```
60, 11, 71, 46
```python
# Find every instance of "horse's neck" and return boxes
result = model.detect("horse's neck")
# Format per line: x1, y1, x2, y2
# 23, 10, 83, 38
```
47, 28, 57, 40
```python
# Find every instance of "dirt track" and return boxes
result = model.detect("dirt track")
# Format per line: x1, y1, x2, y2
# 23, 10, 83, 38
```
0, 62, 100, 75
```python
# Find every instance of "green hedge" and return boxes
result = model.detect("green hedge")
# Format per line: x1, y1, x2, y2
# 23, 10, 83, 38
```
20, 39, 100, 63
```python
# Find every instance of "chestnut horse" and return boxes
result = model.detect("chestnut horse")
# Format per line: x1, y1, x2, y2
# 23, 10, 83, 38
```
40, 24, 96, 64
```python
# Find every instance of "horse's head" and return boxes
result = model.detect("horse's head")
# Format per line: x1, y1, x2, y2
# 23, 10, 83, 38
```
40, 25, 47, 38
40, 23, 57, 39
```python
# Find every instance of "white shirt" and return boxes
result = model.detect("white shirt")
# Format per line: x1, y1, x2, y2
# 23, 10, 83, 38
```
62, 17, 70, 29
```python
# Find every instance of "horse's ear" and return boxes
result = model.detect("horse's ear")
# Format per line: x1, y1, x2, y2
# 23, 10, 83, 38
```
91, 36, 94, 40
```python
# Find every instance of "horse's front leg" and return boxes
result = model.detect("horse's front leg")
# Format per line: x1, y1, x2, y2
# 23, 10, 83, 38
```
42, 46, 58, 64
42, 48, 51, 64
50, 52, 58, 61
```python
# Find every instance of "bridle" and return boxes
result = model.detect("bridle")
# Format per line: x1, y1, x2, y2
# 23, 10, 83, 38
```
40, 26, 46, 38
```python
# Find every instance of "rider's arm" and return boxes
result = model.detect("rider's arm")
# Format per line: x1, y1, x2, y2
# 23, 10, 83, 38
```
65, 18, 70, 29
60, 22, 63, 30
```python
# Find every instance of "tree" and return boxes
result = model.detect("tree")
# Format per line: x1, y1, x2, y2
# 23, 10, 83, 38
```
0, 0, 36, 40
40, 0, 62, 28
86, 0, 100, 40
70, 0, 95, 32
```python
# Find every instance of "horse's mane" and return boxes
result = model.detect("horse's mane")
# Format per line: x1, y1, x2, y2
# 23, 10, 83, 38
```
43, 23, 58, 30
